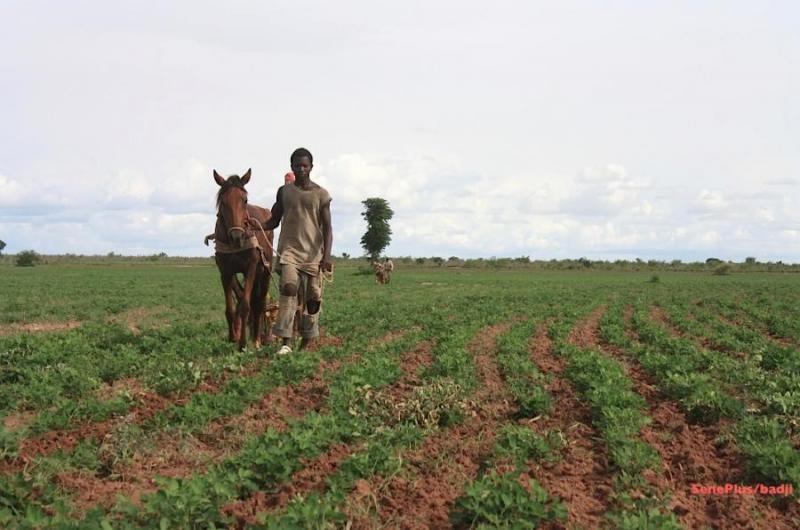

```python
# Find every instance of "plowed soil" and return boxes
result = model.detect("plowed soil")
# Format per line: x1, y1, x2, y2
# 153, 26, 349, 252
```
620, 309, 800, 529
223, 340, 436, 527
343, 322, 514, 530
528, 319, 615, 529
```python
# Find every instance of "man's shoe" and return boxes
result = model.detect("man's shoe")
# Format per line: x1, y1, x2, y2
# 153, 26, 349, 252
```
277, 345, 292, 356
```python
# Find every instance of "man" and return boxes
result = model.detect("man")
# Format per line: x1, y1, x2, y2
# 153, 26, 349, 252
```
262, 148, 332, 354
384, 257, 394, 283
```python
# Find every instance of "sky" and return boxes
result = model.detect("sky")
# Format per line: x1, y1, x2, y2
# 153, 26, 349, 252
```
1, 1, 798, 262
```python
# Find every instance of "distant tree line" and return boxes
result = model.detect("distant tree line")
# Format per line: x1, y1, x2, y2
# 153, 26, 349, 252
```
334, 254, 800, 273
2, 252, 798, 273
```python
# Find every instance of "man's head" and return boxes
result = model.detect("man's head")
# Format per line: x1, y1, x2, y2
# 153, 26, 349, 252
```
290, 148, 313, 183
284, 171, 295, 184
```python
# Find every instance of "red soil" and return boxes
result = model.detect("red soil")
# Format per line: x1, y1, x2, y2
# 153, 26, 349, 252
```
11, 390, 172, 470
56, 355, 342, 516
200, 358, 340, 453
0, 320, 82, 336
343, 323, 515, 530
223, 340, 436, 528
529, 319, 615, 529
612, 311, 800, 529
2, 410, 37, 432
568, 306, 605, 349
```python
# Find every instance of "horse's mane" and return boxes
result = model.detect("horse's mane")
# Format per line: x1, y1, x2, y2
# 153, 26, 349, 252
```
216, 175, 249, 211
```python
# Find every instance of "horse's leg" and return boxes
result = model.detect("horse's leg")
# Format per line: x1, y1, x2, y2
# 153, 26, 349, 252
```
233, 275, 244, 301
250, 268, 265, 349
220, 270, 237, 342
237, 258, 257, 350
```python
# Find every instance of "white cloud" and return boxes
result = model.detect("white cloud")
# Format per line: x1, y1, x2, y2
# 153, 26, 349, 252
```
692, 190, 728, 213
0, 174, 26, 206
559, 164, 656, 218
2, 2, 799, 261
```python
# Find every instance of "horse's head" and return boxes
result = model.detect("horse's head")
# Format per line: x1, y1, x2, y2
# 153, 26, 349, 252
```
214, 168, 252, 248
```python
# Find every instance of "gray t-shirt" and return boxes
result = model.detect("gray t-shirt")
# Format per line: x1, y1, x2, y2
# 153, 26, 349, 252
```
277, 182, 331, 274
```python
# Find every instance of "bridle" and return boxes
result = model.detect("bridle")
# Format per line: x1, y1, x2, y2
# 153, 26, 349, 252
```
217, 185, 252, 243
227, 225, 248, 240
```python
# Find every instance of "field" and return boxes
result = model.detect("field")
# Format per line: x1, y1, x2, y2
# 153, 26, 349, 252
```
1, 262, 799, 529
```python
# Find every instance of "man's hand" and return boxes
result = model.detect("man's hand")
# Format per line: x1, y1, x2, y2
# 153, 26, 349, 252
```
320, 260, 333, 273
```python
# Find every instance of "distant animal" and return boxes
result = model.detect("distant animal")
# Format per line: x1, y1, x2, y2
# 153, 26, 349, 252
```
372, 261, 388, 284
211, 169, 275, 349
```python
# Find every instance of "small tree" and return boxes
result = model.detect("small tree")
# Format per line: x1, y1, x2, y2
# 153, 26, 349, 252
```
15, 250, 41, 267
0, 239, 6, 256
360, 198, 394, 261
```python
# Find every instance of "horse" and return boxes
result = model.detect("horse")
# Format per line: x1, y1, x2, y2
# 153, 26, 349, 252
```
212, 169, 275, 350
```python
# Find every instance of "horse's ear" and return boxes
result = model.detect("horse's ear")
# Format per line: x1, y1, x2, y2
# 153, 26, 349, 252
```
213, 170, 225, 186
241, 168, 251, 184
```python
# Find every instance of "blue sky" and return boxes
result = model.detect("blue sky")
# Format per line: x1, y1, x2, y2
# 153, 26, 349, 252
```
1, 1, 798, 261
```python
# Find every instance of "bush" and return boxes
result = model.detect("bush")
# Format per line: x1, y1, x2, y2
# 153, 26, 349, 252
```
713, 264, 731, 276
15, 250, 41, 267
649, 275, 660, 283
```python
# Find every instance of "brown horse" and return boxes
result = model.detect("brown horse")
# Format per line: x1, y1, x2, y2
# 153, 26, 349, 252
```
212, 169, 275, 349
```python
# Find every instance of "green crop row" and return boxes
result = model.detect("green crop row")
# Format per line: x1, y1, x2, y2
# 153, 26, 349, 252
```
602, 300, 800, 498
550, 306, 682, 528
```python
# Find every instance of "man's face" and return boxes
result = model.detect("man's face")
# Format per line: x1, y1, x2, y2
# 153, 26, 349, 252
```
291, 156, 313, 182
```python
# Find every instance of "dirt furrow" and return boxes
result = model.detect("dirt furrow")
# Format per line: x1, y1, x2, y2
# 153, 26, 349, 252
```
568, 306, 605, 349
651, 305, 741, 355
614, 309, 800, 529
649, 306, 686, 339
2, 357, 282, 476
529, 317, 615, 529
6, 389, 177, 473
343, 322, 514, 530
709, 305, 799, 351
223, 340, 435, 528
695, 300, 800, 350
3, 330, 354, 472
54, 353, 347, 515
649, 305, 736, 356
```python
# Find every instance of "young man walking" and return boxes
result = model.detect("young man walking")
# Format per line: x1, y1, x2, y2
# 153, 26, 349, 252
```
262, 148, 333, 354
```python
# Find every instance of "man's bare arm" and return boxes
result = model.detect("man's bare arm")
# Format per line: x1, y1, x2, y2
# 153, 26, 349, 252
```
262, 187, 284, 231
320, 201, 333, 272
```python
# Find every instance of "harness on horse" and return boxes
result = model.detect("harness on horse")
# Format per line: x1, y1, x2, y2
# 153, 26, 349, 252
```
212, 214, 271, 271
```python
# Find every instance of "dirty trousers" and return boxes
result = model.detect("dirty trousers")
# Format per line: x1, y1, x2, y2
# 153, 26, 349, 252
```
272, 263, 322, 339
